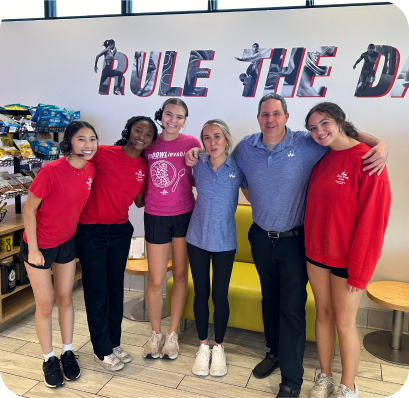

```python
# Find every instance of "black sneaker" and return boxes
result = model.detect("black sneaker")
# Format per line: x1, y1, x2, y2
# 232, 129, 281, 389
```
276, 383, 301, 397
42, 356, 64, 388
61, 351, 81, 380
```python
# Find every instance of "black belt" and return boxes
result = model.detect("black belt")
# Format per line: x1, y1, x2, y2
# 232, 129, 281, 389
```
253, 223, 303, 239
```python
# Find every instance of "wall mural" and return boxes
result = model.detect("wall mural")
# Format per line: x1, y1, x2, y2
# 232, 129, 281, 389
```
94, 40, 409, 99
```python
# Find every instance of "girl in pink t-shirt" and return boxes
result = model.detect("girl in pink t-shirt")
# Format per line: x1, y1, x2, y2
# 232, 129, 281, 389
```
143, 98, 201, 360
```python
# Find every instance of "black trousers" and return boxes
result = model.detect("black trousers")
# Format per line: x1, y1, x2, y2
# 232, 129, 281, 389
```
248, 224, 307, 390
187, 243, 236, 344
75, 221, 134, 357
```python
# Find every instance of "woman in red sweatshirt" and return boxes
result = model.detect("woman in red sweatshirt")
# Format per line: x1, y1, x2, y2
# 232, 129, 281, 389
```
303, 102, 391, 398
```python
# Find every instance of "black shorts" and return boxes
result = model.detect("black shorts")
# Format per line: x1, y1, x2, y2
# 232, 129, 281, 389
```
144, 211, 193, 244
20, 236, 76, 270
359, 69, 375, 84
306, 256, 348, 279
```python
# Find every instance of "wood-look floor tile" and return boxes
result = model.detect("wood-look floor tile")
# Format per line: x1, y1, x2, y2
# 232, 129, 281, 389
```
98, 375, 207, 398
331, 371, 403, 396
120, 330, 150, 347
0, 372, 38, 396
24, 383, 101, 398
0, 335, 28, 353
381, 364, 409, 385
78, 351, 184, 389
178, 375, 274, 397
0, 349, 44, 382
0, 323, 89, 351
208, 334, 266, 359
331, 356, 382, 380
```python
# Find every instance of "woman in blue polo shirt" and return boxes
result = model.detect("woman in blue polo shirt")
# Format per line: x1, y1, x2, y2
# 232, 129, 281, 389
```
186, 119, 247, 378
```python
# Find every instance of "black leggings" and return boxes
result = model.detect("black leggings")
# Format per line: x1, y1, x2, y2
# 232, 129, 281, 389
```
101, 65, 123, 88
187, 243, 236, 344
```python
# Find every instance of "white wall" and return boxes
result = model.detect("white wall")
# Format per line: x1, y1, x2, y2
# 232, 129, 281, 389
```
0, 4, 408, 307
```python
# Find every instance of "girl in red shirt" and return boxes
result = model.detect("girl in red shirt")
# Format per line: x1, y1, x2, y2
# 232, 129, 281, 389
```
304, 103, 391, 398
143, 98, 201, 360
22, 121, 98, 388
75, 116, 157, 372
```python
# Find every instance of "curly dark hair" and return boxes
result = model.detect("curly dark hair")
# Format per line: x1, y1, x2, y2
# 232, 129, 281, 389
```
60, 121, 98, 155
304, 102, 358, 138
154, 98, 188, 129
114, 116, 158, 146
103, 39, 115, 48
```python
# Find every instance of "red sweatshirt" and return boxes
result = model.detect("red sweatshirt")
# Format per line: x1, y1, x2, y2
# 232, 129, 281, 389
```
305, 143, 391, 289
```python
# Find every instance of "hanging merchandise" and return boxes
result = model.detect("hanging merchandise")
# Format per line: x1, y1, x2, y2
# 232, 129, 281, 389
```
1, 256, 16, 294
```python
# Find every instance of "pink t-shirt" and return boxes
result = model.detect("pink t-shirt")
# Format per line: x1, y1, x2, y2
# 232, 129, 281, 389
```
144, 133, 201, 216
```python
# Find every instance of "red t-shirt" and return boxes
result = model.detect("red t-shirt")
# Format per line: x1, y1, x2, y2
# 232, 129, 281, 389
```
304, 143, 391, 289
23, 157, 95, 249
79, 145, 148, 225
144, 133, 201, 216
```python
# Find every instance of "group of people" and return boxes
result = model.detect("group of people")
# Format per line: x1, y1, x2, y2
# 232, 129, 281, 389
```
22, 94, 391, 398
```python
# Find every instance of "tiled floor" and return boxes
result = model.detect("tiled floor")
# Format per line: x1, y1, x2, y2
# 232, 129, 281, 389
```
0, 286, 408, 397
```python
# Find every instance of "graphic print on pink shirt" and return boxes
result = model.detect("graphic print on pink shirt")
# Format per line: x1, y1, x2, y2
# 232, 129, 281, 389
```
144, 133, 201, 216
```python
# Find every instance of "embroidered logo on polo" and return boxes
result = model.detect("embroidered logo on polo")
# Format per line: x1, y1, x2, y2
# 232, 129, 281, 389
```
336, 170, 349, 185
135, 170, 145, 182
160, 189, 168, 195
229, 173, 236, 178
86, 177, 93, 190
287, 151, 295, 157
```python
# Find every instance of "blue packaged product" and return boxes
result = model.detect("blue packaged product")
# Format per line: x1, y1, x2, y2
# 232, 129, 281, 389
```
73, 111, 81, 121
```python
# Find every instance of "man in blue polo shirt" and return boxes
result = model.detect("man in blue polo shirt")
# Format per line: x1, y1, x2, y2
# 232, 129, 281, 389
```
186, 93, 387, 398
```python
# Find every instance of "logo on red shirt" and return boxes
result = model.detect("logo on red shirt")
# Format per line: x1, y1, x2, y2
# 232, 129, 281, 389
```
336, 170, 349, 185
86, 177, 93, 190
136, 170, 145, 182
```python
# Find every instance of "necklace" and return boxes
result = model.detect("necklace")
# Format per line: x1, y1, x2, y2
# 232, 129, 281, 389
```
67, 157, 86, 175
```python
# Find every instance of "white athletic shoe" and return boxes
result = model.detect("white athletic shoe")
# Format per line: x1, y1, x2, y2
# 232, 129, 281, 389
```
143, 331, 163, 359
192, 344, 211, 376
160, 331, 179, 360
308, 372, 335, 397
94, 353, 124, 371
333, 383, 360, 398
113, 346, 131, 364
210, 344, 227, 377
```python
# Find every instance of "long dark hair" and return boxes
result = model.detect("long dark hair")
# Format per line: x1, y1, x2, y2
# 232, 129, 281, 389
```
305, 102, 358, 138
154, 98, 189, 129
114, 116, 158, 146
60, 121, 98, 155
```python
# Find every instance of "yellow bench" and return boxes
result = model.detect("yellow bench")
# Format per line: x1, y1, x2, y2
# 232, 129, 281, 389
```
166, 203, 317, 341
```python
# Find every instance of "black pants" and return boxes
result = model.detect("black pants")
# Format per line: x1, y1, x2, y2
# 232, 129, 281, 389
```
100, 65, 123, 88
248, 224, 307, 390
187, 243, 236, 344
75, 222, 134, 357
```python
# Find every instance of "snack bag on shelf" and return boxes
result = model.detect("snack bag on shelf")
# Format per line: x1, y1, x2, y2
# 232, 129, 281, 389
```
0, 172, 11, 180
0, 134, 13, 147
26, 131, 37, 145
15, 176, 33, 190
21, 169, 36, 179
8, 177, 25, 191
12, 139, 36, 159
0, 181, 16, 195
3, 147, 20, 157
50, 142, 60, 155
0, 148, 13, 161
37, 141, 51, 156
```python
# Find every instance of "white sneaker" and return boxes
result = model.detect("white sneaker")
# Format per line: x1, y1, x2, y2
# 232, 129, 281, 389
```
143, 331, 163, 359
94, 353, 124, 371
210, 344, 227, 377
333, 383, 360, 398
192, 344, 211, 376
160, 331, 179, 360
113, 346, 131, 364
308, 372, 335, 397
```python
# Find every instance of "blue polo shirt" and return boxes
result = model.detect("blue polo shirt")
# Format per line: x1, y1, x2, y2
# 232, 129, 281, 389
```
233, 127, 327, 232
186, 153, 245, 252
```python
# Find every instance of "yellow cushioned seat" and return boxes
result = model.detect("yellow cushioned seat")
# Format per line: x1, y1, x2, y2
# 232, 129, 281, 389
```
166, 203, 318, 342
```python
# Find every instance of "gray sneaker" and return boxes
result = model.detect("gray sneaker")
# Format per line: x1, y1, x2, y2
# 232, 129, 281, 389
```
308, 373, 335, 397
94, 353, 124, 371
143, 331, 163, 359
160, 331, 179, 360
333, 383, 360, 398
113, 346, 131, 364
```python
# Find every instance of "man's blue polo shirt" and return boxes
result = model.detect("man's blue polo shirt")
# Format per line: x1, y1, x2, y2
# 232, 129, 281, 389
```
233, 126, 327, 232
186, 153, 245, 252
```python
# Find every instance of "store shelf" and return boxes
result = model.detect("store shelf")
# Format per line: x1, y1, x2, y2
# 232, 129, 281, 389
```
1, 285, 35, 322
0, 248, 20, 261
1, 283, 31, 299
0, 203, 24, 235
